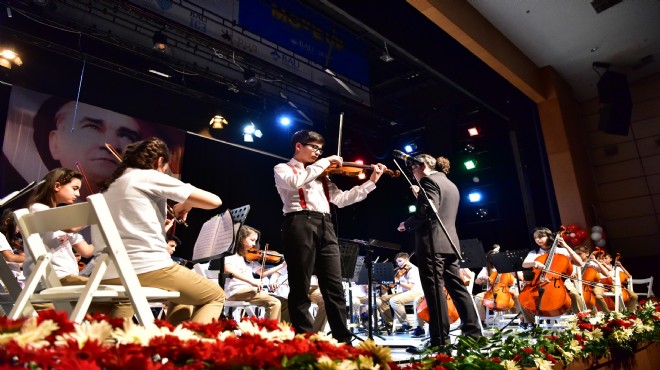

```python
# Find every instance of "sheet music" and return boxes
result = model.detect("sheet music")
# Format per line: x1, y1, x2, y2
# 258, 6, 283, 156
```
192, 210, 235, 261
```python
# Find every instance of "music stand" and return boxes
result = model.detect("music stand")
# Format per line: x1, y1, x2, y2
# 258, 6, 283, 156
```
339, 240, 360, 328
489, 248, 530, 329
459, 238, 487, 269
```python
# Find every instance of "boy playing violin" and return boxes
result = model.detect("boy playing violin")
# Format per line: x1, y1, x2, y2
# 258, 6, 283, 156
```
274, 130, 386, 343
377, 252, 424, 334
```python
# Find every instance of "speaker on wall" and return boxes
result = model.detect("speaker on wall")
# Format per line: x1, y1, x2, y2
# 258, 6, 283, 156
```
597, 71, 632, 136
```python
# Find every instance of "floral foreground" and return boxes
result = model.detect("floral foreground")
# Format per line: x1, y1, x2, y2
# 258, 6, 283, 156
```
0, 300, 658, 369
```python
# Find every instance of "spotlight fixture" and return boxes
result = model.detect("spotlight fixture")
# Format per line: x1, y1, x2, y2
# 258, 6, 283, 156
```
243, 69, 257, 86
152, 30, 168, 51
403, 143, 417, 153
464, 159, 476, 170
380, 42, 394, 63
467, 127, 479, 136
209, 115, 228, 129
0, 48, 23, 69
243, 122, 262, 142
468, 192, 482, 203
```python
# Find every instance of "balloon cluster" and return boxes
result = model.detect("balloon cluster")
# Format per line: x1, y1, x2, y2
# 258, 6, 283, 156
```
590, 225, 607, 247
561, 224, 607, 247
562, 224, 589, 246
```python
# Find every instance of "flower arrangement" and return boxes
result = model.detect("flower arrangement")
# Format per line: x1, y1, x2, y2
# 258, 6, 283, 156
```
0, 300, 657, 369
0, 310, 392, 369
394, 299, 659, 370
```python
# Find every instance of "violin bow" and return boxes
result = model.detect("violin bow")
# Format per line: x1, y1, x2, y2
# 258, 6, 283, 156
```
259, 243, 269, 290
104, 143, 123, 162
337, 112, 344, 157
74, 161, 94, 195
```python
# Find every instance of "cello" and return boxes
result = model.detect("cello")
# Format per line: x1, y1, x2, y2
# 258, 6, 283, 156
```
416, 287, 459, 324
519, 227, 573, 316
601, 253, 631, 311
482, 271, 516, 311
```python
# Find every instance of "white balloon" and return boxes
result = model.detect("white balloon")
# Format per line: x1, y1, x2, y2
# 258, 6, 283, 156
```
591, 232, 602, 241
570, 233, 576, 238
591, 226, 603, 233
597, 239, 606, 247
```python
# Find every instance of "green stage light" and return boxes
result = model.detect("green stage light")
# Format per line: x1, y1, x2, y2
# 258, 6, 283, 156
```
464, 159, 476, 170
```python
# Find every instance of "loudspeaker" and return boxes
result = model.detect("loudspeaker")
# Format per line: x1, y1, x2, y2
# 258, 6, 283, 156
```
597, 71, 632, 136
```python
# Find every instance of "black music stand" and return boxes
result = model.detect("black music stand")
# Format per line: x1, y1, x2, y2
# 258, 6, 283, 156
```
338, 240, 360, 331
459, 238, 488, 269
489, 248, 530, 329
357, 261, 395, 340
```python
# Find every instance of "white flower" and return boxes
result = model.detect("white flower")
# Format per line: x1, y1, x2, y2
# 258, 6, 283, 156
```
501, 359, 522, 370
310, 330, 340, 345
569, 339, 582, 354
235, 320, 295, 342
12, 318, 59, 348
336, 359, 360, 370
55, 320, 113, 348
583, 327, 603, 341
534, 357, 554, 370
112, 320, 161, 345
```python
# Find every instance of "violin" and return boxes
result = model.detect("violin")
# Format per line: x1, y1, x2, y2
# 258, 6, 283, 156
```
483, 271, 515, 312
416, 287, 459, 324
519, 226, 573, 316
244, 247, 284, 264
322, 162, 400, 178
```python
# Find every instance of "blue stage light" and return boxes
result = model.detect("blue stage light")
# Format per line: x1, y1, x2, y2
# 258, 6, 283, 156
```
468, 192, 482, 203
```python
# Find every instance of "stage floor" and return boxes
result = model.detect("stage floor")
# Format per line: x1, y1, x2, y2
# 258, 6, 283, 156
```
350, 321, 540, 363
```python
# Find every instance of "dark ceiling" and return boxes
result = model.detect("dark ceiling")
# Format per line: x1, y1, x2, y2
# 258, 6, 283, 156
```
0, 0, 556, 254
0, 0, 533, 159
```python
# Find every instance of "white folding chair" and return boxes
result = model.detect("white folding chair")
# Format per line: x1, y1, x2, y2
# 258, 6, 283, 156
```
630, 277, 654, 298
602, 266, 626, 312
10, 194, 179, 327
0, 256, 26, 314
192, 261, 258, 319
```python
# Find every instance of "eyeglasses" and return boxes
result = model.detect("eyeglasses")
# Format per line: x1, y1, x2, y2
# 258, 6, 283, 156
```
304, 143, 323, 154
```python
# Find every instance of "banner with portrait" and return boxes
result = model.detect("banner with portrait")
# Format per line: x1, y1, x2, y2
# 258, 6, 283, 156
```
1, 85, 186, 200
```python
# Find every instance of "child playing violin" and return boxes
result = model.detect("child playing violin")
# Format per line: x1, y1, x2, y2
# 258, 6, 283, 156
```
376, 252, 424, 334
224, 225, 289, 322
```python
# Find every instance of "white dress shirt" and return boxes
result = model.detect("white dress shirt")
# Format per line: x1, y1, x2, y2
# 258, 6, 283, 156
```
274, 158, 376, 214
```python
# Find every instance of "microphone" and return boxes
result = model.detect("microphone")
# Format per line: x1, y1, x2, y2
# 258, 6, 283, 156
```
392, 150, 423, 165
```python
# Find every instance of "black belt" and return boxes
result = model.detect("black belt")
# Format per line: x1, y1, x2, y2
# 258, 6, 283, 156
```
284, 210, 331, 218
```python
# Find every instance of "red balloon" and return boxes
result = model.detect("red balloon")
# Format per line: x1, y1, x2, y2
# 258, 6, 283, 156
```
566, 224, 580, 233
575, 229, 588, 240
569, 237, 582, 246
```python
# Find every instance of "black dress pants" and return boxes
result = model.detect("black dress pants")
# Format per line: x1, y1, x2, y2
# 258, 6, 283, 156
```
281, 211, 351, 343
417, 248, 481, 346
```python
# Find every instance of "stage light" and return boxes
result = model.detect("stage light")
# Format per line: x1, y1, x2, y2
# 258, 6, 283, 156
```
472, 176, 480, 183
243, 123, 256, 135
408, 205, 416, 213
278, 115, 292, 126
404, 143, 417, 153
148, 69, 171, 78
463, 143, 475, 153
152, 31, 168, 51
475, 207, 489, 218
468, 192, 482, 203
358, 173, 366, 180
464, 159, 476, 170
243, 122, 262, 142
243, 69, 258, 86
380, 42, 394, 63
354, 159, 364, 165
209, 115, 228, 129
468, 127, 479, 136
0, 48, 22, 69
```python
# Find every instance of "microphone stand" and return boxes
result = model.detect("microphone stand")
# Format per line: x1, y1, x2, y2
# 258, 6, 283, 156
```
393, 158, 464, 347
